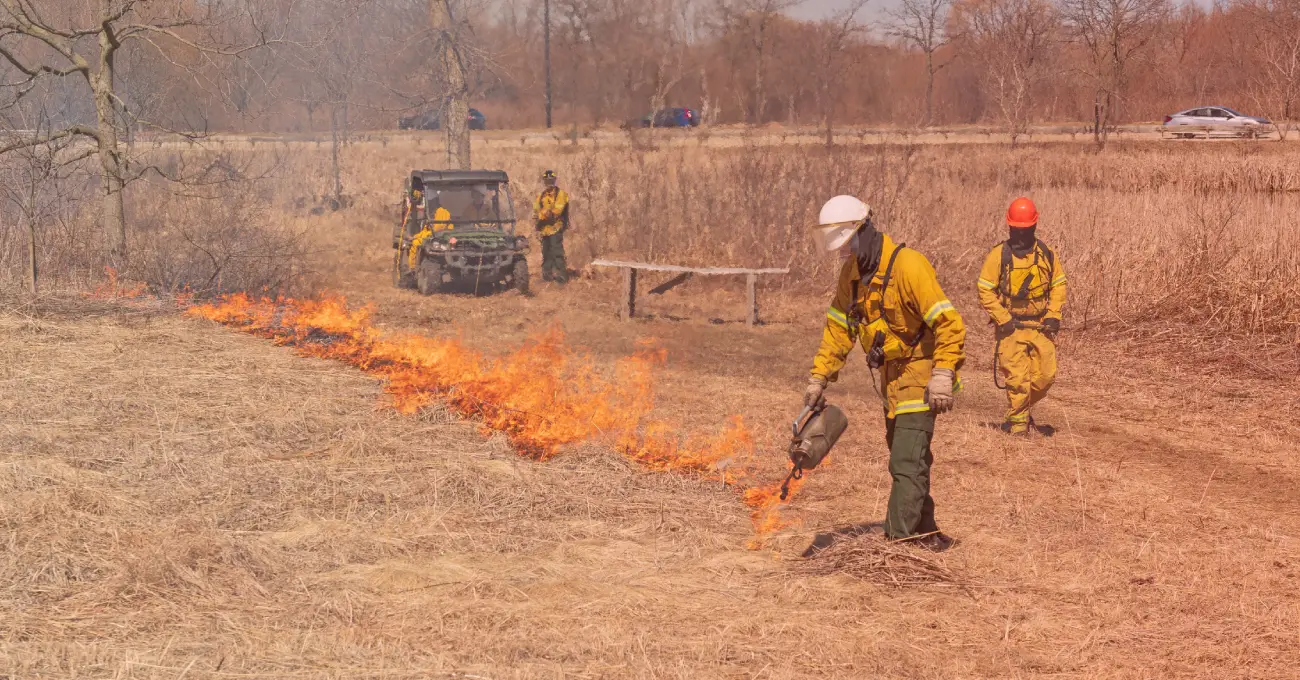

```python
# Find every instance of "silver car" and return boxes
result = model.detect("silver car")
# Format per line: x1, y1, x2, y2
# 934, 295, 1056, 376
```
1163, 106, 1271, 138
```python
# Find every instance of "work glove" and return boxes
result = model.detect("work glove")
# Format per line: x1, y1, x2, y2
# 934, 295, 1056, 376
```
804, 376, 827, 409
926, 368, 955, 414
996, 319, 1017, 337
1041, 317, 1060, 340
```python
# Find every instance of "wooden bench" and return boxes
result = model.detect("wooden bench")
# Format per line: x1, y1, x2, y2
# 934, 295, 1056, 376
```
589, 259, 790, 326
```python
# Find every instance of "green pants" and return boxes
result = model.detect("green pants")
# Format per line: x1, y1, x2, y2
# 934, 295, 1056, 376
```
541, 230, 567, 282
884, 411, 939, 539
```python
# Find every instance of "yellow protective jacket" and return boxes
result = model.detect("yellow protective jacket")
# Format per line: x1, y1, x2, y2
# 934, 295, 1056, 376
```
409, 207, 452, 269
811, 234, 966, 418
977, 240, 1067, 326
534, 187, 570, 237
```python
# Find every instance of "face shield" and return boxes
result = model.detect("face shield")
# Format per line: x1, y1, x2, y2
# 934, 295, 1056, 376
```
812, 220, 865, 254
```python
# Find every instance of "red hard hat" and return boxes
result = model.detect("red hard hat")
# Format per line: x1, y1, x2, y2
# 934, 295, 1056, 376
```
1006, 197, 1038, 228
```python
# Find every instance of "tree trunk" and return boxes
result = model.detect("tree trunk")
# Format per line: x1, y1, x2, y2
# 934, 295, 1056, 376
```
26, 214, 37, 294
430, 0, 470, 170
544, 0, 552, 129
822, 83, 833, 147
1093, 96, 1103, 147
330, 106, 344, 206
93, 46, 126, 265
925, 51, 936, 126
753, 23, 766, 124
699, 66, 713, 125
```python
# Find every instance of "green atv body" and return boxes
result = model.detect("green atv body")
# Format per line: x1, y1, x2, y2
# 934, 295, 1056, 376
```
392, 169, 530, 295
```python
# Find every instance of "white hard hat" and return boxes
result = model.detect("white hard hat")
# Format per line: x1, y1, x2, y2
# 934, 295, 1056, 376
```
812, 195, 872, 252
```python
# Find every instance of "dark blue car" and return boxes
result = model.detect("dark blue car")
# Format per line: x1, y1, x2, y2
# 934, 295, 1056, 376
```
399, 108, 487, 131
640, 107, 699, 128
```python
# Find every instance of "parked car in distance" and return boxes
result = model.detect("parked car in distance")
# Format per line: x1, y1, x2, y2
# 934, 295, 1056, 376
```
1163, 106, 1270, 137
398, 108, 487, 131
639, 107, 699, 128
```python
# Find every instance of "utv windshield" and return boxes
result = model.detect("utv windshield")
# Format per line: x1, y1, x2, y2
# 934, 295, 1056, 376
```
424, 182, 516, 232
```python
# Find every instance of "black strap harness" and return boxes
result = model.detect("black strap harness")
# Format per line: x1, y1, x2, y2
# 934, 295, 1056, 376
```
848, 244, 928, 348
998, 239, 1056, 322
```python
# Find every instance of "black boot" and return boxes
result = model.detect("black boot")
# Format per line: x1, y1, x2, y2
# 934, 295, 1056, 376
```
915, 532, 955, 552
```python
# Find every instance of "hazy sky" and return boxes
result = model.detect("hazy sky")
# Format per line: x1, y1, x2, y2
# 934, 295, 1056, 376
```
787, 0, 1206, 20
786, 0, 898, 20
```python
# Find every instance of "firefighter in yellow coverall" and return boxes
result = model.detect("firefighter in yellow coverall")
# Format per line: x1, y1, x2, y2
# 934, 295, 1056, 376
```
977, 197, 1067, 435
533, 170, 570, 283
407, 197, 453, 270
804, 195, 966, 551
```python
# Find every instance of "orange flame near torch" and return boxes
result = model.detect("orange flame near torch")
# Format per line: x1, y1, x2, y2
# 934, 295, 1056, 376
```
188, 294, 802, 547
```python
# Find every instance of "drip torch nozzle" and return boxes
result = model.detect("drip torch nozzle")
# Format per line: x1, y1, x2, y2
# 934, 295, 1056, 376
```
779, 464, 803, 501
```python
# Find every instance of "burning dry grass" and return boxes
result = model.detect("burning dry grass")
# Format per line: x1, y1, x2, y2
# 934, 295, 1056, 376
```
186, 293, 797, 545
7, 135, 1300, 676
6, 281, 1300, 677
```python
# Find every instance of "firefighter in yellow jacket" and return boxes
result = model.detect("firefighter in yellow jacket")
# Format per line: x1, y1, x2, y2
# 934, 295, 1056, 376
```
533, 170, 570, 283
407, 203, 453, 270
977, 197, 1067, 435
804, 195, 966, 551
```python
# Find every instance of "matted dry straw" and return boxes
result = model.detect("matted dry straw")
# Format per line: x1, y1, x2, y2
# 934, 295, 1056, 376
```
794, 534, 960, 587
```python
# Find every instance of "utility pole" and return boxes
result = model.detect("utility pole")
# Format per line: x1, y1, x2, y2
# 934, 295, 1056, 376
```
544, 0, 552, 128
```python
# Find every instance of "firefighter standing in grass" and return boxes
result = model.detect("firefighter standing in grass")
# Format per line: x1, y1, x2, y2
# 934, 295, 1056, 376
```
533, 170, 570, 283
804, 196, 966, 551
977, 197, 1067, 435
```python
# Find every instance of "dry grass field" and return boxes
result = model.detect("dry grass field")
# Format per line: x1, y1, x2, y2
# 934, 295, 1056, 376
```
3, 135, 1300, 678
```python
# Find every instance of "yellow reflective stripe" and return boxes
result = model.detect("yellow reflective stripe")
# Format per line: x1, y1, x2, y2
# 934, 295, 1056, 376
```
1006, 413, 1030, 423
953, 376, 964, 394
977, 278, 997, 290
923, 300, 955, 325
894, 400, 930, 415
826, 307, 849, 329
1051, 275, 1068, 286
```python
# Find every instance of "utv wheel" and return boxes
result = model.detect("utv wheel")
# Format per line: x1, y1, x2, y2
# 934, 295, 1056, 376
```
416, 259, 443, 296
393, 250, 416, 289
512, 258, 530, 295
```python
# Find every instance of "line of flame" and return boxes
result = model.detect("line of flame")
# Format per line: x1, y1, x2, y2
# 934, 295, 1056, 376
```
186, 293, 803, 548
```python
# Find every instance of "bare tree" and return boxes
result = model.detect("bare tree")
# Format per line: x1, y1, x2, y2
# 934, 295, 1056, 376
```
1060, 0, 1171, 147
954, 0, 1059, 144
887, 0, 956, 126
288, 0, 373, 207
812, 0, 869, 146
0, 113, 82, 294
649, 0, 692, 121
0, 1, 286, 265
430, 0, 471, 169
715, 0, 805, 124
1237, 0, 1300, 139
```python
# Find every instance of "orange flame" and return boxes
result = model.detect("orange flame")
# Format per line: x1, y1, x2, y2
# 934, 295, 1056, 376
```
86, 267, 148, 299
187, 294, 805, 546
